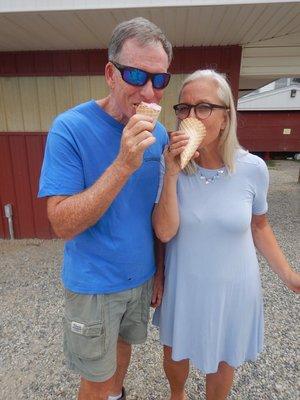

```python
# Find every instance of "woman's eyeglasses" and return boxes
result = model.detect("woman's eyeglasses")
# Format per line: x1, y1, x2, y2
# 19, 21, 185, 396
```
111, 62, 171, 90
173, 102, 228, 120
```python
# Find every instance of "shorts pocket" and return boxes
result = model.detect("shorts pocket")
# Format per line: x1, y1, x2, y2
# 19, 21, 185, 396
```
64, 291, 108, 361
64, 314, 107, 360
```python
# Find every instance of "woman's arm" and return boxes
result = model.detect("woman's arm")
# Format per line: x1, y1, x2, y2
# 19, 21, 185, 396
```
152, 131, 189, 243
151, 236, 165, 307
251, 214, 300, 293
152, 172, 180, 242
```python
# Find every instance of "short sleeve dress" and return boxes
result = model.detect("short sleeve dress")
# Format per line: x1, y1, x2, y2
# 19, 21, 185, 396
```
153, 151, 269, 373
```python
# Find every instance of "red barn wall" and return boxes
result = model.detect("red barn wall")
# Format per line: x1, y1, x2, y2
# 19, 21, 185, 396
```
237, 111, 300, 152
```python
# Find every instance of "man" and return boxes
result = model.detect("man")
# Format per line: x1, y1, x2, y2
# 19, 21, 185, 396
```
38, 17, 172, 400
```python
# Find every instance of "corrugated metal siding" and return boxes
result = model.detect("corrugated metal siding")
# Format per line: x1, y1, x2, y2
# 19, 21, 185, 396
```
0, 75, 109, 132
237, 111, 300, 152
0, 50, 108, 75
0, 132, 54, 239
0, 47, 241, 76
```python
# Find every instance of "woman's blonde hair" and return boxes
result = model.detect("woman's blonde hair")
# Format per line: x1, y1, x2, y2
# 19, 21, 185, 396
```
178, 69, 243, 174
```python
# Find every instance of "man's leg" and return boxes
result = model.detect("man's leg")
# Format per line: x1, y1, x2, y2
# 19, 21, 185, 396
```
109, 337, 132, 397
64, 289, 131, 400
163, 345, 189, 400
113, 278, 153, 398
78, 376, 114, 400
205, 361, 234, 400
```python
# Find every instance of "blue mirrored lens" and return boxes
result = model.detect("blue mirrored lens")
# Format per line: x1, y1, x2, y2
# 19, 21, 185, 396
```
123, 68, 147, 86
153, 74, 168, 89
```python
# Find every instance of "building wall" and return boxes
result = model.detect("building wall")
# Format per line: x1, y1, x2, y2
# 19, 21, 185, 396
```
237, 111, 300, 152
238, 86, 300, 111
0, 76, 109, 132
0, 46, 241, 238
0, 132, 54, 238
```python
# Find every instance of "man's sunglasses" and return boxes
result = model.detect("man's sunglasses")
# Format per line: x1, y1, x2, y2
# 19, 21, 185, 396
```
173, 102, 228, 120
111, 62, 171, 90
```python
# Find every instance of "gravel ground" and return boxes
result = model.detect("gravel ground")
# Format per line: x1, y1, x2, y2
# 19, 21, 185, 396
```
1, 160, 299, 400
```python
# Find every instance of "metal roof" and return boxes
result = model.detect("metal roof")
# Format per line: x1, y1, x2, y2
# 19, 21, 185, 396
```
0, 0, 299, 90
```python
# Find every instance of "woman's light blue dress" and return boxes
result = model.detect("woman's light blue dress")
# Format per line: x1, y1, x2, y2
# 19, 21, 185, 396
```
153, 151, 269, 373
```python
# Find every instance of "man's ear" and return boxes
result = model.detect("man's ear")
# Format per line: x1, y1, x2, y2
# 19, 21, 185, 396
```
105, 62, 115, 90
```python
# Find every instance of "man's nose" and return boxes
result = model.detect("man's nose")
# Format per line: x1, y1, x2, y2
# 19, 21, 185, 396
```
140, 79, 155, 100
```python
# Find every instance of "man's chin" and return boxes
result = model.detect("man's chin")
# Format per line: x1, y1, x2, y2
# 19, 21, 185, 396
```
121, 104, 141, 123
120, 112, 132, 124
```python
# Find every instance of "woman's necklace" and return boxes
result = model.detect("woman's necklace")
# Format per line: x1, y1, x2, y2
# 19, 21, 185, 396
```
198, 166, 226, 184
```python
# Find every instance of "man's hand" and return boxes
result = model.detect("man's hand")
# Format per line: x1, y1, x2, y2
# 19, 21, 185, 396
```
151, 271, 164, 308
115, 114, 156, 173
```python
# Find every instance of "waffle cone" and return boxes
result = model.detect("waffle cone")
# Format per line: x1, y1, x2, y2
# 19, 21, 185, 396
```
136, 102, 161, 122
179, 118, 206, 169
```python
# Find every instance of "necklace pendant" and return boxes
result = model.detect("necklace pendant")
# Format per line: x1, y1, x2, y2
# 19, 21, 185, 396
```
198, 167, 226, 185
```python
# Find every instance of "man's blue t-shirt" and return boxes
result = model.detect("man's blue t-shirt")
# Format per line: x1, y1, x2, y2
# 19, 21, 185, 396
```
39, 100, 168, 294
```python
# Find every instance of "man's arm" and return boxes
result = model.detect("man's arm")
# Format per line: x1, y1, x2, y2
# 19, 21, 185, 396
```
48, 114, 155, 239
47, 160, 131, 239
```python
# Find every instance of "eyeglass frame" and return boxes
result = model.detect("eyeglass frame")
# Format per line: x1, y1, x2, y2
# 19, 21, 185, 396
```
173, 102, 229, 120
111, 61, 171, 90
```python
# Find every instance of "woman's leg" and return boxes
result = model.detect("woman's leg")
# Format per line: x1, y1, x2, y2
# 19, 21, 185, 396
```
163, 345, 189, 400
205, 362, 234, 400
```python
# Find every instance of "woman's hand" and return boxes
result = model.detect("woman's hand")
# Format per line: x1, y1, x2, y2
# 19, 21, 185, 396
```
283, 269, 300, 293
164, 131, 189, 176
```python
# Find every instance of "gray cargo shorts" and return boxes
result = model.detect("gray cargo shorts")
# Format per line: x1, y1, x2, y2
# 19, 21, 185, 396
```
63, 278, 153, 382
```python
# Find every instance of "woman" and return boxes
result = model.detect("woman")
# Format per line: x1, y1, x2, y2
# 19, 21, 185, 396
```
152, 69, 300, 400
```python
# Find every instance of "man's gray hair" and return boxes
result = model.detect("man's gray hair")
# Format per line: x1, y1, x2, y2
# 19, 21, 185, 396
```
108, 17, 172, 64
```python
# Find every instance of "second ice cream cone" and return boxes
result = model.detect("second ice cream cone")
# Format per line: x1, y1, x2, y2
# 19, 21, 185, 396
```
179, 117, 206, 169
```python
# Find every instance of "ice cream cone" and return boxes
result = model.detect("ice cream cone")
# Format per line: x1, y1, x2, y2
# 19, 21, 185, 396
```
136, 102, 161, 123
179, 117, 206, 169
